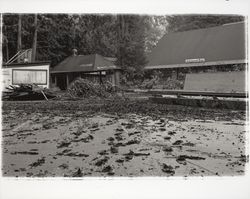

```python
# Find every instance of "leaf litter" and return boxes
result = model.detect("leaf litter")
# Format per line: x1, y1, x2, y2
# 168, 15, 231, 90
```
2, 99, 248, 177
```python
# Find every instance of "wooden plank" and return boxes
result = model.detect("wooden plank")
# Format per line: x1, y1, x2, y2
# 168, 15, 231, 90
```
184, 71, 246, 93
41, 90, 48, 101
147, 90, 247, 98
125, 89, 247, 98
125, 71, 247, 98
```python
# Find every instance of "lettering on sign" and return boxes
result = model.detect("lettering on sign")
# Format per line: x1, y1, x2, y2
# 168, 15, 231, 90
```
185, 58, 205, 63
80, 64, 93, 67
97, 65, 116, 70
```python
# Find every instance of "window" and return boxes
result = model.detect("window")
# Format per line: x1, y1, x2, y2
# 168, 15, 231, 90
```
12, 69, 47, 85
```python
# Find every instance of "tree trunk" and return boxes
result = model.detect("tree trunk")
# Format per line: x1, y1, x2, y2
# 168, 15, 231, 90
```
6, 40, 9, 62
17, 14, 22, 63
32, 14, 38, 62
118, 15, 125, 66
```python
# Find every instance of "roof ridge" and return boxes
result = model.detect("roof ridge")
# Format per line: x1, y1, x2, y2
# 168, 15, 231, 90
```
223, 21, 246, 26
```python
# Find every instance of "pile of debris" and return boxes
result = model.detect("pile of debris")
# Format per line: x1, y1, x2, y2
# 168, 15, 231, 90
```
3, 84, 56, 101
67, 78, 117, 98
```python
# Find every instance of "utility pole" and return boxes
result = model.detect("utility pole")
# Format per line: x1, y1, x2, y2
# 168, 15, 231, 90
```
31, 14, 38, 62
17, 14, 22, 63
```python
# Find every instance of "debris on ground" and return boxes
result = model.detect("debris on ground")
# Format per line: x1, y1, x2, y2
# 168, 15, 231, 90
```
29, 157, 45, 168
57, 141, 71, 148
110, 146, 118, 154
1, 99, 247, 177
72, 168, 84, 177
95, 157, 109, 167
123, 150, 150, 157
102, 165, 114, 174
162, 146, 173, 152
161, 163, 175, 175
67, 78, 117, 98
2, 84, 56, 101
177, 155, 206, 161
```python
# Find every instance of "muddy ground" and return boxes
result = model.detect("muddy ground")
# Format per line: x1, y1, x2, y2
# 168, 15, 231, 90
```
1, 98, 248, 177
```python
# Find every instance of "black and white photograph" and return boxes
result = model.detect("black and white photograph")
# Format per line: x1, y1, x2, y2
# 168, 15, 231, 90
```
0, 0, 249, 198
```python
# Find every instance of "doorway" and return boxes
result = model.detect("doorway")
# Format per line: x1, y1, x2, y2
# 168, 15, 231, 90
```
56, 74, 67, 90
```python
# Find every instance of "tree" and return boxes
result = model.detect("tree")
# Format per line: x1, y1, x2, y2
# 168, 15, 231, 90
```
2, 14, 43, 62
3, 14, 245, 68
2, 14, 19, 62
34, 14, 118, 65
116, 15, 148, 81
144, 15, 168, 53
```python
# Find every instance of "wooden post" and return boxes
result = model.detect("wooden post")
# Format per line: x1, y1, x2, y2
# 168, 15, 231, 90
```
54, 75, 57, 87
99, 71, 103, 84
176, 68, 179, 79
111, 72, 115, 85
66, 74, 69, 89
114, 71, 120, 86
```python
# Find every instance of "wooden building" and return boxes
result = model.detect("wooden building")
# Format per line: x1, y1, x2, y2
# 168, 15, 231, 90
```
2, 62, 50, 91
51, 54, 121, 90
145, 21, 247, 78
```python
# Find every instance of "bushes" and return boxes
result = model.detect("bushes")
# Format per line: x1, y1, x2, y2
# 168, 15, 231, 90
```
140, 70, 184, 90
160, 78, 184, 90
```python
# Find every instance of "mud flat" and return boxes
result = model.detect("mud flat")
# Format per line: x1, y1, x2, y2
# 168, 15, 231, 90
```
2, 99, 248, 177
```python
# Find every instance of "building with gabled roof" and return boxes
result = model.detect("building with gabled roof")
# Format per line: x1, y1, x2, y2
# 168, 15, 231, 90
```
51, 53, 121, 90
145, 21, 247, 71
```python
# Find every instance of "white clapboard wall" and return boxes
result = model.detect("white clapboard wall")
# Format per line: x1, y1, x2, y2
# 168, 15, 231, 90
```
184, 71, 246, 93
2, 64, 50, 91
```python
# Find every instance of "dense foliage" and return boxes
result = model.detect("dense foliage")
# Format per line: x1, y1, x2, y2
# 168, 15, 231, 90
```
2, 14, 245, 82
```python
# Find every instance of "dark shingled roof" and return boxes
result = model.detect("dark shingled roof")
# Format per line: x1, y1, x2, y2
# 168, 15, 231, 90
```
51, 54, 120, 73
145, 22, 246, 69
